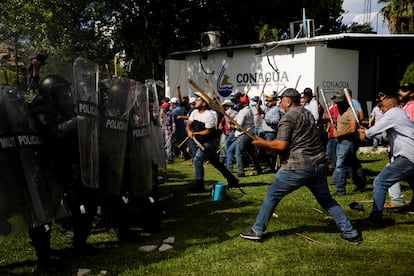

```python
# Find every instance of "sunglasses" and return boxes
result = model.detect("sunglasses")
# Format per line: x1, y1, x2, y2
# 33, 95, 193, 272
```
265, 99, 274, 102
400, 88, 410, 92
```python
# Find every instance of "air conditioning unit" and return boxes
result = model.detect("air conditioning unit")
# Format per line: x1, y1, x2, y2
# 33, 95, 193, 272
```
289, 19, 315, 39
201, 31, 221, 49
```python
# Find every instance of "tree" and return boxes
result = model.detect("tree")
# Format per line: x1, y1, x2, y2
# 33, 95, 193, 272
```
380, 0, 414, 33
1, 0, 344, 83
401, 61, 414, 84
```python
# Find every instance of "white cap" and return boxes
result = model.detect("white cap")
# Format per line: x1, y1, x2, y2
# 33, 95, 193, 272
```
169, 97, 178, 104
189, 97, 196, 104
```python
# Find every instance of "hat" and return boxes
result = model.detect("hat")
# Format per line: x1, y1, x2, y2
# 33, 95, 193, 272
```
169, 97, 178, 104
160, 102, 170, 109
399, 83, 414, 91
264, 91, 276, 99
239, 95, 249, 103
221, 99, 235, 107
194, 91, 211, 105
33, 53, 48, 65
279, 88, 301, 99
330, 95, 337, 100
189, 96, 196, 104
334, 91, 346, 103
251, 96, 259, 102
303, 87, 313, 95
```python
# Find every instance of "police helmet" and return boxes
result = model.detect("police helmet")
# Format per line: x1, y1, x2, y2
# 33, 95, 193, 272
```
39, 75, 71, 98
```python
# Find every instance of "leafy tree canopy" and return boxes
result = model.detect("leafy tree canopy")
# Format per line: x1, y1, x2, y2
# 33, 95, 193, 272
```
1, 0, 344, 82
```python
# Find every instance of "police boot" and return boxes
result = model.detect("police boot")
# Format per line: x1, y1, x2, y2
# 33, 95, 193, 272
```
29, 224, 52, 272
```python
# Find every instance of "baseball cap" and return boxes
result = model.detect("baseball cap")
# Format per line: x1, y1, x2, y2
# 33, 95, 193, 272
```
160, 102, 170, 109
169, 97, 178, 104
399, 83, 414, 92
239, 95, 249, 103
303, 87, 313, 95
189, 97, 196, 104
251, 96, 259, 102
334, 91, 346, 103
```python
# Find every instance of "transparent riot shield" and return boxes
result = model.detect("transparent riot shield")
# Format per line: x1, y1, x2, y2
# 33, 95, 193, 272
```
99, 77, 135, 196
146, 79, 167, 169
127, 81, 153, 197
73, 57, 99, 188
0, 85, 62, 239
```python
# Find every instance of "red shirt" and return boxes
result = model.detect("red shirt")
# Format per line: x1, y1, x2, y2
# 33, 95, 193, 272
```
328, 104, 339, 137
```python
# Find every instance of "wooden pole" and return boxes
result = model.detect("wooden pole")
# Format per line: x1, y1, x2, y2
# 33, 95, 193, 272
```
199, 78, 255, 140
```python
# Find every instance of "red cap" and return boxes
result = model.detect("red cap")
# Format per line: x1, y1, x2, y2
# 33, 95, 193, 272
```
161, 102, 170, 109
239, 95, 249, 103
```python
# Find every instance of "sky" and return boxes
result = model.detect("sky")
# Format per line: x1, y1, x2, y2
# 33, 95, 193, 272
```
342, 0, 389, 34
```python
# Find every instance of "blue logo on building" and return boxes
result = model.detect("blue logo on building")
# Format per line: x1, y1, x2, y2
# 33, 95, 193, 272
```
217, 65, 233, 97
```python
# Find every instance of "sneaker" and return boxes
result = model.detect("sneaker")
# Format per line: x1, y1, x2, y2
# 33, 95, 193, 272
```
341, 233, 363, 245
240, 229, 262, 241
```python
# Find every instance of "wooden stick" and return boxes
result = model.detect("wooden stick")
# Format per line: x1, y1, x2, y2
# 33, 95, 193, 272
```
192, 136, 206, 151
177, 136, 190, 149
312, 207, 324, 214
295, 75, 301, 89
197, 78, 255, 140
257, 78, 269, 107
244, 85, 251, 96
295, 233, 324, 245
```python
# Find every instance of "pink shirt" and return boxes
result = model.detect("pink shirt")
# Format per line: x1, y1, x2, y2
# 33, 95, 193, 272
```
403, 100, 414, 121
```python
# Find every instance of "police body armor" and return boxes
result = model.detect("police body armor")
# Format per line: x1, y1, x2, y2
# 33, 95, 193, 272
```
73, 57, 100, 188
99, 78, 135, 196
126, 81, 152, 197
0, 85, 61, 239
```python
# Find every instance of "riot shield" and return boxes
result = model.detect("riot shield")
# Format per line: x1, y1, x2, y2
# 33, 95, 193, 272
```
127, 81, 153, 197
99, 77, 135, 196
146, 79, 167, 169
0, 85, 62, 239
73, 57, 99, 188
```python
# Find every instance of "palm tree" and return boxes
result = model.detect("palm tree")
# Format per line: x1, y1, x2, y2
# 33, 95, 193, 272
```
380, 0, 414, 33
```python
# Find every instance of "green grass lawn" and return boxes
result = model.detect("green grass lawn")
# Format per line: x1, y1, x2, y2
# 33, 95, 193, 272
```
1, 152, 414, 275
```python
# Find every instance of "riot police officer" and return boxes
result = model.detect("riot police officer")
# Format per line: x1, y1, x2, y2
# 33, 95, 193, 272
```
30, 74, 97, 252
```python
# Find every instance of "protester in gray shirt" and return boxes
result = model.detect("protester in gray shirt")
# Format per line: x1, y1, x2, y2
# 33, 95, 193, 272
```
240, 88, 362, 244
360, 95, 414, 224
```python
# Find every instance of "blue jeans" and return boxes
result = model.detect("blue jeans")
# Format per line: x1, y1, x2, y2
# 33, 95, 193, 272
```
194, 138, 237, 187
165, 135, 174, 163
370, 156, 414, 222
252, 163, 358, 238
326, 138, 337, 169
236, 134, 260, 175
263, 132, 277, 169
225, 131, 237, 172
334, 140, 365, 194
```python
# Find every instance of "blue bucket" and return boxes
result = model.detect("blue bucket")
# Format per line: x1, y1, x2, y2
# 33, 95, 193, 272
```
212, 182, 227, 201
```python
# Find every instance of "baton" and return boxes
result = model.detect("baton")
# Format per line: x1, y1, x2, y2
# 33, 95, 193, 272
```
343, 88, 360, 126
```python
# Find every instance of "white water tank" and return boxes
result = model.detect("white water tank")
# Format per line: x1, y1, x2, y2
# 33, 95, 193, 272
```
201, 31, 221, 49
